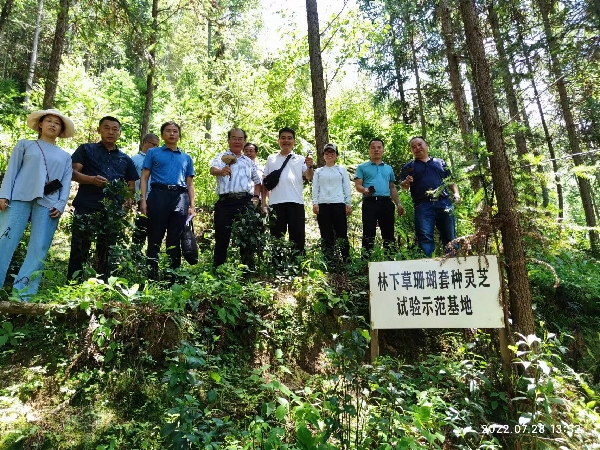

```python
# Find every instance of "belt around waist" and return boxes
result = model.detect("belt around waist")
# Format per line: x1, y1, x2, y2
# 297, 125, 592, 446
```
415, 196, 449, 204
151, 183, 188, 192
363, 196, 391, 201
219, 192, 252, 200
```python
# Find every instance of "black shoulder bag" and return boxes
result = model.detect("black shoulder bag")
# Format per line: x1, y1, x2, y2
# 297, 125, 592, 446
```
181, 220, 198, 265
263, 154, 292, 191
35, 140, 63, 196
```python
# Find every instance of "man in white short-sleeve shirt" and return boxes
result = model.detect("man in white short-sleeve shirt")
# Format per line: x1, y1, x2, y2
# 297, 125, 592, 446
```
262, 127, 314, 254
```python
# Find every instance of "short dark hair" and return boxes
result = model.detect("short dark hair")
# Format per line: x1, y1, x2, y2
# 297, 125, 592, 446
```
409, 136, 427, 145
228, 128, 247, 140
161, 121, 181, 134
142, 133, 159, 143
244, 142, 258, 152
99, 116, 121, 128
369, 138, 384, 148
278, 127, 296, 139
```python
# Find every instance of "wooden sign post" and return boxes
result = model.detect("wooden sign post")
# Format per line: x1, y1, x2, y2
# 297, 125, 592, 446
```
369, 255, 506, 361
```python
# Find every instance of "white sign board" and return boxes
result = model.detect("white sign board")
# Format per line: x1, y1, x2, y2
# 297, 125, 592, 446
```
369, 255, 504, 329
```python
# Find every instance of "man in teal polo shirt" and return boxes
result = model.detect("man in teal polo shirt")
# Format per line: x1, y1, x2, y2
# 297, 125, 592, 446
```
354, 138, 404, 255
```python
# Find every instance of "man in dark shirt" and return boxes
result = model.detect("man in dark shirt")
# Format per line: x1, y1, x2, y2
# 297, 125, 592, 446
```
400, 136, 460, 257
67, 116, 138, 281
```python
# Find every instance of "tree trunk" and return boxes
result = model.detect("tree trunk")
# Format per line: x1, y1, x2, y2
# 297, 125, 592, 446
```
389, 14, 409, 125
466, 68, 484, 137
438, 0, 482, 192
306, 0, 329, 166
438, 1, 471, 145
513, 60, 550, 208
531, 74, 562, 214
459, 0, 535, 337
140, 0, 158, 149
537, 0, 599, 253
486, 1, 529, 165
0, 0, 15, 42
42, 0, 70, 109
514, 13, 562, 215
408, 24, 426, 138
0, 300, 87, 318
205, 19, 212, 140
590, 0, 600, 29
24, 0, 44, 108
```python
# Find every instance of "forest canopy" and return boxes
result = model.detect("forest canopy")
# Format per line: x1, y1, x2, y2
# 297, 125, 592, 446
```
0, 0, 600, 448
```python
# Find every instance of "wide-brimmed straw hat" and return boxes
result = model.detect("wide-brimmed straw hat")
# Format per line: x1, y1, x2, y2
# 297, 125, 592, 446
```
26, 109, 75, 138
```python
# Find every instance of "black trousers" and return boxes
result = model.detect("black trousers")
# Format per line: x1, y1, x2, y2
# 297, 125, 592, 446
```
361, 197, 395, 252
67, 209, 118, 282
270, 202, 305, 254
132, 200, 150, 246
146, 189, 189, 281
316, 203, 350, 260
213, 197, 255, 267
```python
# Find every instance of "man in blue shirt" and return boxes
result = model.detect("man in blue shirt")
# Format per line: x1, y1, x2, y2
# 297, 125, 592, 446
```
67, 116, 138, 282
131, 133, 159, 245
355, 138, 404, 255
140, 121, 195, 283
210, 129, 262, 268
400, 136, 460, 257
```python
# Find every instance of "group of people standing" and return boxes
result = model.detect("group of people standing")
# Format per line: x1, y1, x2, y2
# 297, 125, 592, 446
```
211, 128, 460, 269
0, 110, 196, 298
315, 136, 459, 260
0, 109, 459, 300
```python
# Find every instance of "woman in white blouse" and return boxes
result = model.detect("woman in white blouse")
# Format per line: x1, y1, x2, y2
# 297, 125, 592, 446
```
312, 143, 352, 262
0, 109, 74, 298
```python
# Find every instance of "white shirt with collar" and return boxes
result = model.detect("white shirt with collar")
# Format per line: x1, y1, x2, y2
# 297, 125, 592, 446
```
211, 150, 261, 195
263, 151, 308, 205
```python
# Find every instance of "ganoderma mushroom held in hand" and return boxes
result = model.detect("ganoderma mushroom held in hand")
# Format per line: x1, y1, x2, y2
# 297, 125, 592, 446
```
221, 154, 237, 176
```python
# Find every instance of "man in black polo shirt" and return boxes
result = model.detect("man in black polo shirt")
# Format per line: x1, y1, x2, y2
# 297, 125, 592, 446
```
400, 136, 460, 257
67, 116, 138, 281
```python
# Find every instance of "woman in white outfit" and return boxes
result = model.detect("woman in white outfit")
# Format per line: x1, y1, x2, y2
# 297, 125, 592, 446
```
312, 142, 352, 261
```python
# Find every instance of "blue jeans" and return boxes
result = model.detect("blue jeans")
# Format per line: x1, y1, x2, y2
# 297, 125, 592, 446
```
0, 200, 59, 298
414, 198, 456, 257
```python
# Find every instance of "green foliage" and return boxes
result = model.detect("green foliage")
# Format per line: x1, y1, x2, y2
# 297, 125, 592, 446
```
1, 0, 600, 448
509, 331, 600, 448
0, 79, 22, 131
2, 272, 600, 449
0, 321, 26, 349
328, 89, 386, 161
530, 250, 600, 302
162, 340, 233, 449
